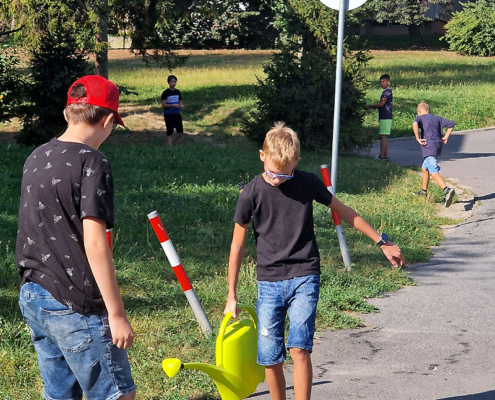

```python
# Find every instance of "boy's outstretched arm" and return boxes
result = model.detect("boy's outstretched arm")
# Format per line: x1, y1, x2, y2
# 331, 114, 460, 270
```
224, 223, 248, 318
329, 197, 404, 267
442, 127, 454, 145
83, 217, 134, 349
365, 97, 387, 110
413, 121, 426, 146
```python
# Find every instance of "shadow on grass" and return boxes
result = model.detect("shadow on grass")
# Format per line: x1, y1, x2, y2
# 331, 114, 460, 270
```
366, 62, 495, 86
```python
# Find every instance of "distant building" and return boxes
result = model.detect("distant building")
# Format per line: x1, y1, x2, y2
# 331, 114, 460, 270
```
360, 0, 464, 36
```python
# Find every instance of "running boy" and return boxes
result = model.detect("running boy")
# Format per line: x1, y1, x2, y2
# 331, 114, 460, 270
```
16, 75, 136, 400
412, 101, 456, 207
365, 74, 393, 160
161, 74, 184, 147
224, 122, 403, 400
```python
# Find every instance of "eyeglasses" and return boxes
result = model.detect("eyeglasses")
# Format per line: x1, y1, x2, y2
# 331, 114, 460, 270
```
264, 165, 295, 180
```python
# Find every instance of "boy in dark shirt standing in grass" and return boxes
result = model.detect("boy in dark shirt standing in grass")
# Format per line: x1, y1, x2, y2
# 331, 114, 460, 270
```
412, 101, 456, 207
365, 74, 393, 160
17, 75, 136, 400
161, 74, 184, 147
224, 122, 403, 400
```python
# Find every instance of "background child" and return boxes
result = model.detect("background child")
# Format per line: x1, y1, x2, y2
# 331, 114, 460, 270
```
224, 122, 403, 400
412, 101, 456, 207
365, 74, 393, 161
16, 75, 136, 400
161, 74, 185, 147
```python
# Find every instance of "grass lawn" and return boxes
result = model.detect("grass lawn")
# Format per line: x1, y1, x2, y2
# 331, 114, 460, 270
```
0, 48, 479, 399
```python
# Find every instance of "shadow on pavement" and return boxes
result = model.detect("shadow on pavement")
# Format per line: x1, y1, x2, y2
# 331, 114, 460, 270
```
249, 380, 331, 398
438, 390, 495, 399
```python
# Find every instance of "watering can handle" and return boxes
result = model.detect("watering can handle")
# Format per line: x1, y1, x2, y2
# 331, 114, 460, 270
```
216, 304, 257, 367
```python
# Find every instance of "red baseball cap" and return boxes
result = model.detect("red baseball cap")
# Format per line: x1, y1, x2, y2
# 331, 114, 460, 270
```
66, 75, 125, 127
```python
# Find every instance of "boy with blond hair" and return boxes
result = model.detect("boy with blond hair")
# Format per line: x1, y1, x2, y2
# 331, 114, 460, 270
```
412, 101, 456, 207
224, 122, 403, 400
17, 75, 136, 400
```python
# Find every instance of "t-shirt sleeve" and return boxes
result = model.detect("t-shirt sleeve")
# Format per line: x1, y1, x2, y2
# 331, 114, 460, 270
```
80, 171, 114, 228
178, 90, 182, 101
441, 117, 456, 130
161, 90, 167, 101
311, 174, 333, 206
382, 89, 391, 100
233, 189, 253, 225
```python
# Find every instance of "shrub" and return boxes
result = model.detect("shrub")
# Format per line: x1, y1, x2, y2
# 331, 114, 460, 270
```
242, 0, 371, 152
0, 43, 26, 124
17, 29, 90, 146
443, 1, 495, 57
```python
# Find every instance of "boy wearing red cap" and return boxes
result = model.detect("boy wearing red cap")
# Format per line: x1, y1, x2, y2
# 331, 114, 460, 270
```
16, 75, 136, 400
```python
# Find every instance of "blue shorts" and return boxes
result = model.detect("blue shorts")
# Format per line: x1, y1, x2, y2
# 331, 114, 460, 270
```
256, 275, 320, 366
422, 156, 441, 174
19, 282, 135, 400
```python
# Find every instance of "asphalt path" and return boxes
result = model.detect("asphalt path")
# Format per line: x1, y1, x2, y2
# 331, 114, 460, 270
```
251, 128, 495, 400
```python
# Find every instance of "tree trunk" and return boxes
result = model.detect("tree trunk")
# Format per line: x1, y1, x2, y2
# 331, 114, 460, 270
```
95, 0, 109, 79
408, 25, 425, 47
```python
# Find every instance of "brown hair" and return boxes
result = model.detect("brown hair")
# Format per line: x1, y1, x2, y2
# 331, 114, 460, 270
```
417, 101, 430, 113
64, 83, 115, 125
262, 122, 300, 168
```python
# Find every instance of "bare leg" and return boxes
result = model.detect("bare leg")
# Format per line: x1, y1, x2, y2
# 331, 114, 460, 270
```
379, 135, 388, 158
119, 391, 136, 400
265, 362, 286, 400
174, 131, 184, 143
166, 135, 173, 147
290, 348, 312, 400
422, 167, 430, 191
430, 172, 447, 190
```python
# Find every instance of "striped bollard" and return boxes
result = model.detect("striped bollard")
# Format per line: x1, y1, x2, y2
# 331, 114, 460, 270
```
106, 229, 113, 253
320, 164, 352, 271
147, 211, 213, 334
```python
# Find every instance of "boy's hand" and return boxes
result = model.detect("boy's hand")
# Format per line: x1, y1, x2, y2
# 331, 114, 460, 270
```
380, 242, 404, 268
442, 137, 448, 145
417, 138, 427, 146
364, 104, 370, 110
224, 297, 241, 319
109, 314, 134, 349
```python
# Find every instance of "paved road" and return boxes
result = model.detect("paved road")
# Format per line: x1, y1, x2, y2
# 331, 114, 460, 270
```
251, 129, 495, 400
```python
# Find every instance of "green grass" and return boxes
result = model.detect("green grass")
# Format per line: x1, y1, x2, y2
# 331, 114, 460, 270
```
0, 49, 472, 399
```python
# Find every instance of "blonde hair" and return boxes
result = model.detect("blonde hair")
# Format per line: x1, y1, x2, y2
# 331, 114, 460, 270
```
417, 101, 430, 112
263, 122, 300, 168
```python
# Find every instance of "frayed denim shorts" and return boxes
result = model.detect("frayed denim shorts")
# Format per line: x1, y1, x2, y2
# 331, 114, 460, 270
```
422, 155, 441, 174
19, 282, 135, 400
256, 275, 320, 366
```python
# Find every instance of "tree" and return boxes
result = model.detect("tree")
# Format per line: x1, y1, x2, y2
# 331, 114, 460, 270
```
366, 0, 451, 46
243, 0, 371, 152
443, 0, 495, 56
0, 41, 26, 125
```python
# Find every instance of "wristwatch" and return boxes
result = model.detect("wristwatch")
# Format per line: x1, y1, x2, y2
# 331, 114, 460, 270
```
376, 233, 389, 247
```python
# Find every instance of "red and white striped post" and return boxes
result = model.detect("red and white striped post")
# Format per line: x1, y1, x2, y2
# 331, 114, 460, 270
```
106, 229, 113, 253
147, 211, 213, 334
320, 164, 352, 271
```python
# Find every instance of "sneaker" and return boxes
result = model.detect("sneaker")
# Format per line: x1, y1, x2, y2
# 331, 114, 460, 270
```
444, 188, 455, 208
413, 189, 427, 196
376, 155, 389, 161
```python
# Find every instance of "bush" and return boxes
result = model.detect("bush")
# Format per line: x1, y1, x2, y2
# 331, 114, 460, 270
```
242, 0, 372, 152
443, 0, 495, 57
17, 29, 90, 146
0, 43, 26, 124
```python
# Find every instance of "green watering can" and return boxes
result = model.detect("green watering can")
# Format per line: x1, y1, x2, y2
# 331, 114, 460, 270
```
162, 305, 265, 400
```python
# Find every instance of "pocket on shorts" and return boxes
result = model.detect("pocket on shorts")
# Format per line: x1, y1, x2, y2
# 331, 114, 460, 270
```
41, 301, 92, 353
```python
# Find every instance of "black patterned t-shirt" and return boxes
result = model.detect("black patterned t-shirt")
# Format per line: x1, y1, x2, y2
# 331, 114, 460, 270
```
16, 138, 114, 315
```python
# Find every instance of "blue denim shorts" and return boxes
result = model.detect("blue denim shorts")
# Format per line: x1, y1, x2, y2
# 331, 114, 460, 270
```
19, 282, 135, 400
256, 275, 320, 366
422, 156, 441, 174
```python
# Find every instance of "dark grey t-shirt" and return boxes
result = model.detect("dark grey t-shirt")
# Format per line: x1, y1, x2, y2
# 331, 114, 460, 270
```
16, 138, 114, 315
414, 114, 456, 158
379, 87, 393, 120
234, 170, 333, 281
